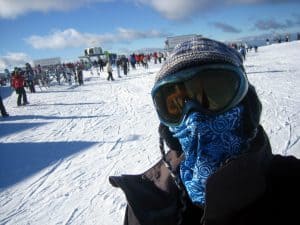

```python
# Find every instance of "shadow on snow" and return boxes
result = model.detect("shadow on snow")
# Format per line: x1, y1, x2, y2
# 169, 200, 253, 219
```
33, 90, 89, 93
26, 102, 105, 107
0, 141, 98, 189
0, 122, 47, 138
0, 114, 109, 123
247, 70, 289, 74
0, 86, 13, 100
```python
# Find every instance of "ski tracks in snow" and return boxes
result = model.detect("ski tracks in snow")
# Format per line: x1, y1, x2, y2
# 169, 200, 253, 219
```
1, 69, 137, 225
245, 46, 300, 156
0, 160, 63, 225
282, 118, 300, 155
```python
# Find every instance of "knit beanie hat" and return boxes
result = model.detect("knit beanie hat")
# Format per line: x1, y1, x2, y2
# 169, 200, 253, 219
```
155, 37, 244, 82
156, 37, 262, 150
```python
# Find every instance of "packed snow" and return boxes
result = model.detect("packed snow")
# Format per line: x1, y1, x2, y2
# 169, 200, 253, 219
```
0, 41, 300, 225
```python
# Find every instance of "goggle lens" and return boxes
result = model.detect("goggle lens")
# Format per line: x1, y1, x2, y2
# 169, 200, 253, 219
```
152, 67, 245, 126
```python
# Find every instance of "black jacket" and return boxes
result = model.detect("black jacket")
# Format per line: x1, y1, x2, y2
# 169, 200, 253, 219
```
109, 126, 300, 225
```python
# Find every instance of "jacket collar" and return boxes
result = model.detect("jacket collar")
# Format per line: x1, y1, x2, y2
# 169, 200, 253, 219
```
202, 126, 273, 223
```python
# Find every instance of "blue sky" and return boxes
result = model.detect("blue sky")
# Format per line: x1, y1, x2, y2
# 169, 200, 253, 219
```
0, 0, 299, 70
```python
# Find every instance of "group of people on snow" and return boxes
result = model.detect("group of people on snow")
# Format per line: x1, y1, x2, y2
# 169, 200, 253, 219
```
0, 61, 87, 116
103, 52, 166, 81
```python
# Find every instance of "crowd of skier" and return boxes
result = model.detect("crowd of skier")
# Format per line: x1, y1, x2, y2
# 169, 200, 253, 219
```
0, 51, 168, 117
0, 39, 278, 118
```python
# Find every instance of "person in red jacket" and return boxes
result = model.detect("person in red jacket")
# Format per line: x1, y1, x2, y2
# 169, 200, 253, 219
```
11, 68, 29, 106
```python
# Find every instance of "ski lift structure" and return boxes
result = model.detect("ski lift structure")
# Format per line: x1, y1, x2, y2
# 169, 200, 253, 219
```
78, 47, 106, 75
78, 47, 117, 75
164, 34, 202, 52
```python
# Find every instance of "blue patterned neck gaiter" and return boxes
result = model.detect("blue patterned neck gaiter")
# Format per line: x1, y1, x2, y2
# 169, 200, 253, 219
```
169, 106, 247, 206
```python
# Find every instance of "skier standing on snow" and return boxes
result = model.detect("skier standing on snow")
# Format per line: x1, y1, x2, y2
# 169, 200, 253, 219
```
122, 57, 129, 76
116, 58, 122, 78
107, 61, 114, 81
11, 68, 29, 106
65, 66, 73, 85
130, 54, 136, 69
25, 62, 36, 93
98, 58, 104, 72
239, 45, 246, 60
109, 37, 300, 225
76, 63, 84, 85
143, 55, 148, 69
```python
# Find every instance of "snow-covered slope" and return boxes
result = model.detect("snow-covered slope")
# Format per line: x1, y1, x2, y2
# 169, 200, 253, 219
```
0, 41, 299, 225
245, 41, 300, 157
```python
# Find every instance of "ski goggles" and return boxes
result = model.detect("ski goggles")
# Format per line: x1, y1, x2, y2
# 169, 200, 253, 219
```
151, 64, 248, 127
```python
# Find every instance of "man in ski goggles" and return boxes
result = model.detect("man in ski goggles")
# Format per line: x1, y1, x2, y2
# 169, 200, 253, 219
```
151, 64, 248, 127
151, 37, 253, 206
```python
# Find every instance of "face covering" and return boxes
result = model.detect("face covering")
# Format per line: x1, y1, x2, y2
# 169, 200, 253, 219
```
169, 106, 248, 205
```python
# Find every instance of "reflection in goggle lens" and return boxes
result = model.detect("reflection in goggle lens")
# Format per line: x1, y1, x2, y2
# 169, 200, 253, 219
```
153, 68, 242, 125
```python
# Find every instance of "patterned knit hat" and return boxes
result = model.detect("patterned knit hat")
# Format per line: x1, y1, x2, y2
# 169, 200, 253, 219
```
155, 37, 244, 82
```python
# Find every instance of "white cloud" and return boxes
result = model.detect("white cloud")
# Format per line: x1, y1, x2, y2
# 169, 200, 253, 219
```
134, 0, 299, 20
1, 0, 298, 20
0, 0, 111, 19
0, 52, 32, 70
134, 0, 210, 20
25, 28, 169, 49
